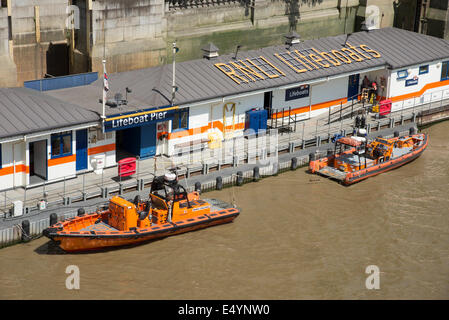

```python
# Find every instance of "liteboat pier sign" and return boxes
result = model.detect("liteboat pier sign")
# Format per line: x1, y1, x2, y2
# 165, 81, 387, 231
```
103, 105, 178, 132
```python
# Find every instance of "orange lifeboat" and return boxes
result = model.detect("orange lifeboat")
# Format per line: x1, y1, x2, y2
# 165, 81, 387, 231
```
43, 172, 239, 252
309, 132, 428, 185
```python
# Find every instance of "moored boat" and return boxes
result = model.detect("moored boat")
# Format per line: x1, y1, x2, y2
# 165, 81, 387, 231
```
43, 172, 239, 252
309, 130, 428, 185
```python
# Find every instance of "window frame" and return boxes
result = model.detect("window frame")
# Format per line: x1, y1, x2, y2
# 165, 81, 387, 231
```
441, 61, 449, 81
396, 70, 408, 80
419, 65, 429, 75
50, 131, 72, 159
171, 108, 189, 132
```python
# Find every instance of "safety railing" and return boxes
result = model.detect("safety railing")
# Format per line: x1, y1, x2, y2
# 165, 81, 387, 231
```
2, 86, 448, 219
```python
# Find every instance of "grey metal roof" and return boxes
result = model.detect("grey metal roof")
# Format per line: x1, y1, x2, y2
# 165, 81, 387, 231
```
0, 87, 99, 139
45, 28, 449, 116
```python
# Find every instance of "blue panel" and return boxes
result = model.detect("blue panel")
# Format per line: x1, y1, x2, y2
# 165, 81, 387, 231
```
347, 74, 360, 100
259, 109, 268, 131
24, 72, 98, 92
245, 109, 268, 135
139, 124, 156, 159
76, 129, 88, 171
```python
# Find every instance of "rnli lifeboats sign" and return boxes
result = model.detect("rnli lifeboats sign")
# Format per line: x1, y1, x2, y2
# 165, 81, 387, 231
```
214, 42, 382, 84
103, 105, 178, 132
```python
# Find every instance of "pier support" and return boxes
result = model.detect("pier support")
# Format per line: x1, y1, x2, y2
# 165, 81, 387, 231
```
288, 142, 295, 153
21, 220, 30, 243
233, 156, 239, 167
63, 197, 71, 206
101, 187, 109, 198
216, 176, 223, 190
253, 167, 260, 181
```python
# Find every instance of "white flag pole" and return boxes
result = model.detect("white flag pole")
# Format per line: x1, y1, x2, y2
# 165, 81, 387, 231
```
102, 59, 106, 120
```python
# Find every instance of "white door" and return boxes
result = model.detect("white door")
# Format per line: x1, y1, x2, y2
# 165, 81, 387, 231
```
156, 121, 169, 156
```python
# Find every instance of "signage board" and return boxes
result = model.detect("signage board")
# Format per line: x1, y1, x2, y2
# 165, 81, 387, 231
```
405, 76, 419, 87
285, 85, 310, 101
103, 105, 178, 132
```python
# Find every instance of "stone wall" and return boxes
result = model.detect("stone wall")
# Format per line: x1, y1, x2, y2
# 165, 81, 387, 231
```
0, 6, 17, 87
1, 0, 69, 85
5, 0, 446, 87
89, 0, 360, 75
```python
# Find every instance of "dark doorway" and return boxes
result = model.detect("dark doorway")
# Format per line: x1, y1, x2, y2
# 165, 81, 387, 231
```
46, 42, 69, 77
115, 125, 157, 162
264, 91, 273, 118
29, 140, 47, 184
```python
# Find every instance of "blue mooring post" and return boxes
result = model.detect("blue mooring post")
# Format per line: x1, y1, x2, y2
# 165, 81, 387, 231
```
309, 152, 316, 162
195, 182, 201, 193
409, 127, 416, 135
216, 176, 223, 190
21, 220, 30, 242
77, 208, 85, 217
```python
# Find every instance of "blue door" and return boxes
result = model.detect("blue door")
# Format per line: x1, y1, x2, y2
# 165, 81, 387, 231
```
76, 129, 88, 171
348, 74, 360, 100
140, 124, 156, 158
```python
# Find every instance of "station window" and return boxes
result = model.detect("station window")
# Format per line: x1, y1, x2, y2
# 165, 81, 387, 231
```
51, 131, 72, 158
397, 70, 408, 80
419, 65, 429, 75
1, 1, 7, 8
172, 108, 189, 131
441, 61, 449, 81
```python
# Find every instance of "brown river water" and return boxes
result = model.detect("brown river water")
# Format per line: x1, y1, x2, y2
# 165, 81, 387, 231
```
0, 122, 448, 300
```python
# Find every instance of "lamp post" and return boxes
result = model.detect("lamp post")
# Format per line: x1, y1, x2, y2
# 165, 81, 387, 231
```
172, 41, 179, 106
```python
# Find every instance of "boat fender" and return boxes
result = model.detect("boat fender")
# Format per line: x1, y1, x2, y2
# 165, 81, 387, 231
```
77, 208, 85, 217
195, 182, 201, 193
50, 213, 58, 226
216, 176, 223, 190
409, 127, 416, 135
21, 220, 30, 242
309, 153, 316, 162
394, 131, 399, 137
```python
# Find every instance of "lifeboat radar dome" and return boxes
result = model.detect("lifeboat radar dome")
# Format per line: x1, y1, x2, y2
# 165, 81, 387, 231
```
164, 172, 177, 182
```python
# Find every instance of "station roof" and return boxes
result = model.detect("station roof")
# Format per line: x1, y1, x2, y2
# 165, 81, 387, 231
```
45, 27, 449, 116
0, 87, 99, 140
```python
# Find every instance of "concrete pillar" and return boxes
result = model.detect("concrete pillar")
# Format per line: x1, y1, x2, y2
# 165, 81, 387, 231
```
233, 156, 239, 167
389, 117, 395, 128
289, 142, 295, 153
